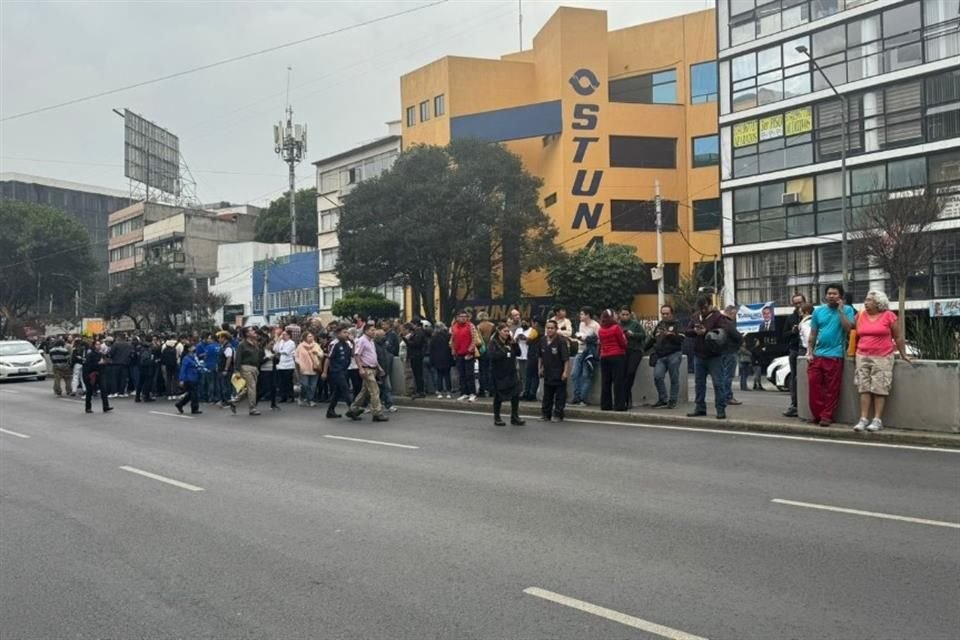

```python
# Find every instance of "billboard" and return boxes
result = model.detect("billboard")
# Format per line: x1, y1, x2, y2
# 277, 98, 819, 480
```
123, 109, 180, 197
736, 301, 776, 334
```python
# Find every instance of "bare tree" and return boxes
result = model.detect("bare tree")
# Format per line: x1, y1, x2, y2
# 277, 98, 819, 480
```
852, 190, 944, 340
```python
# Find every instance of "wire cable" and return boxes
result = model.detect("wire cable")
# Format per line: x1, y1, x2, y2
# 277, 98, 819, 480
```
0, 0, 449, 122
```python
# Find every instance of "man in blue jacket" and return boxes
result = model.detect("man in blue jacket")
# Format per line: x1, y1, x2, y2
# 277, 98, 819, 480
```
175, 343, 204, 415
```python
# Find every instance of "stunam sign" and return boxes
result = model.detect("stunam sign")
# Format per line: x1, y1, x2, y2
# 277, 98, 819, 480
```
568, 68, 603, 230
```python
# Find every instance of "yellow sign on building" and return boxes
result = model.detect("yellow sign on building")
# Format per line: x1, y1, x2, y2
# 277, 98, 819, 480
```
759, 114, 784, 140
733, 120, 758, 147
785, 107, 813, 136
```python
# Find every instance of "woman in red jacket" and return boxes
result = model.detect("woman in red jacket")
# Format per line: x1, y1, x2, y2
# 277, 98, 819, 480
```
598, 309, 628, 411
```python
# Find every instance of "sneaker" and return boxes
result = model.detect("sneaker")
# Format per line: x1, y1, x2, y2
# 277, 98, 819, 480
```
651, 401, 668, 409
539, 416, 551, 422
388, 406, 398, 413
783, 407, 798, 417
372, 415, 389, 423
818, 419, 832, 427
866, 418, 883, 432
362, 408, 371, 414
853, 418, 869, 432
108, 394, 118, 399
727, 398, 743, 405
686, 410, 707, 417
249, 409, 261, 416
436, 393, 444, 399
445, 393, 452, 399
309, 401, 316, 408
468, 394, 477, 403
456, 394, 469, 402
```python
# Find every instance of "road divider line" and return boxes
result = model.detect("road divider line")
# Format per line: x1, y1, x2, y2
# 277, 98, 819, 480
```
119, 466, 204, 492
403, 406, 958, 454
523, 587, 708, 640
0, 389, 19, 394
148, 411, 194, 420
0, 427, 30, 439
771, 498, 960, 529
323, 435, 419, 449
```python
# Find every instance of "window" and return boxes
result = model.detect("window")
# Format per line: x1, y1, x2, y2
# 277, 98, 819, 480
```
419, 100, 430, 122
434, 94, 445, 117
732, 106, 813, 177
406, 106, 416, 127
320, 208, 340, 233
609, 136, 676, 169
321, 247, 339, 271
319, 170, 339, 193
108, 216, 143, 238
926, 69, 960, 142
610, 199, 678, 232
690, 61, 718, 104
692, 135, 720, 167
609, 69, 676, 104
731, 37, 810, 112
544, 193, 557, 207
693, 198, 721, 231
924, 0, 960, 61
933, 230, 960, 296
321, 286, 342, 310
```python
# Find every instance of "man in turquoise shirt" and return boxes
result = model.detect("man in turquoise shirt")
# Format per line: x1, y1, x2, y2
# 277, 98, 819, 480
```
806, 284, 855, 426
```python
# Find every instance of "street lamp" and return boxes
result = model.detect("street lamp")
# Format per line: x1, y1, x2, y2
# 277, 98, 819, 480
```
797, 44, 848, 291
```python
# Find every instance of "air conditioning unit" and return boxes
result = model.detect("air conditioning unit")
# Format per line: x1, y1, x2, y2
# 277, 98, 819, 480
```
781, 192, 801, 205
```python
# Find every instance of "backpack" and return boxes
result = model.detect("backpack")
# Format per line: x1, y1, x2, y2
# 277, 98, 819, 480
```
139, 348, 155, 367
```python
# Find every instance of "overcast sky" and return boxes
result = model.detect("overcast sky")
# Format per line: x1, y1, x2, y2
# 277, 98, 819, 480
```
1, 0, 713, 207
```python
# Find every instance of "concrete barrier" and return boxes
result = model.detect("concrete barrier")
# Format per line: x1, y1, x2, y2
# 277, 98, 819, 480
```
798, 357, 960, 433
582, 356, 689, 407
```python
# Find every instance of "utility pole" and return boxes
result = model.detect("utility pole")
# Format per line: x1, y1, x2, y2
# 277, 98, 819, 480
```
75, 289, 80, 318
655, 180, 665, 312
262, 259, 270, 324
274, 68, 307, 254
518, 0, 523, 50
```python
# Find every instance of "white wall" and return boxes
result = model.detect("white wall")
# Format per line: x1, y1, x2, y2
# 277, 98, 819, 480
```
210, 241, 295, 323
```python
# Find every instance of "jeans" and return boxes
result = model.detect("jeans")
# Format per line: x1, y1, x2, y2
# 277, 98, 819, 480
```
300, 374, 318, 403
378, 378, 393, 408
571, 345, 597, 404
137, 366, 156, 400
128, 365, 140, 396
739, 360, 753, 391
478, 353, 492, 395
72, 363, 85, 394
721, 352, 737, 401
624, 350, 644, 407
456, 355, 475, 396
694, 355, 726, 414
523, 358, 540, 400
433, 367, 452, 393
84, 372, 109, 412
654, 351, 682, 405
163, 365, 179, 398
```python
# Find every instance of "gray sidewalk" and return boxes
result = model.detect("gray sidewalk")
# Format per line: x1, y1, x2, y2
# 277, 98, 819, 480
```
395, 376, 960, 449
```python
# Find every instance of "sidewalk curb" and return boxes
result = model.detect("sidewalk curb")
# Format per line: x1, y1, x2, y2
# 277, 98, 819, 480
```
394, 397, 960, 449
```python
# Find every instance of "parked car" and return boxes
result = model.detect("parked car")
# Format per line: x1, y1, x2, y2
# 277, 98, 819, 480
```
0, 340, 48, 381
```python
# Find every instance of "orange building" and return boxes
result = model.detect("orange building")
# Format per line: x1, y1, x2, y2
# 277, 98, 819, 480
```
401, 6, 720, 316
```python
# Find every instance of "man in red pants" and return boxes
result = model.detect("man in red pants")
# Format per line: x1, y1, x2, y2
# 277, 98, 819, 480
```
806, 284, 855, 426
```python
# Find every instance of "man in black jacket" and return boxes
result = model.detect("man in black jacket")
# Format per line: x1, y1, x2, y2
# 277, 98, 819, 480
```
781, 293, 806, 417
403, 319, 427, 398
648, 305, 684, 409
686, 297, 738, 420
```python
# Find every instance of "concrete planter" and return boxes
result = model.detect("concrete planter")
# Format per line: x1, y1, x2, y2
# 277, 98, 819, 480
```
798, 357, 960, 433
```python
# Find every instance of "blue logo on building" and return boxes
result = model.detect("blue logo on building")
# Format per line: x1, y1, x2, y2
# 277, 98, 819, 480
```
569, 68, 603, 230
568, 68, 600, 96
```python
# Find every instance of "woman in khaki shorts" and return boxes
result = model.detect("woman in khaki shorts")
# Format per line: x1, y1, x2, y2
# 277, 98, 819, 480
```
853, 291, 912, 432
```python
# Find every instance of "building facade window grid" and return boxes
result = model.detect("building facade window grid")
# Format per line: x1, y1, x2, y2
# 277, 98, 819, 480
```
609, 69, 678, 104
419, 100, 430, 122
729, 149, 960, 245
317, 151, 397, 195
434, 94, 445, 117
406, 106, 416, 127
691, 60, 720, 103
320, 247, 339, 271
692, 134, 721, 167
320, 208, 341, 233
728, 1, 960, 113
728, 0, 884, 48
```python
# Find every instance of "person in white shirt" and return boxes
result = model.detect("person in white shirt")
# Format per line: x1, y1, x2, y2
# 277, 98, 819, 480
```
513, 320, 532, 396
798, 303, 814, 352
553, 308, 573, 340
571, 307, 599, 406
274, 330, 297, 403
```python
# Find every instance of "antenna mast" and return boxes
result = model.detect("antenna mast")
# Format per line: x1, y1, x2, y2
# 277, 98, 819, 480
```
274, 67, 307, 253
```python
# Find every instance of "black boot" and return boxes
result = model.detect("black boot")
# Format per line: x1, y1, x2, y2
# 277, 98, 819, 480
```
494, 415, 506, 427
510, 397, 524, 425
510, 415, 526, 426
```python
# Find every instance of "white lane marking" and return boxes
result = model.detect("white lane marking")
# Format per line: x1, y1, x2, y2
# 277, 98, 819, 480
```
0, 388, 19, 394
523, 587, 708, 640
323, 435, 419, 450
148, 410, 194, 420
772, 499, 960, 529
0, 427, 30, 439
404, 406, 959, 454
119, 466, 204, 492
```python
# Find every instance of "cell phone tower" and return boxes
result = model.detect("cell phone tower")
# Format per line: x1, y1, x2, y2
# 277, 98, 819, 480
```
273, 68, 307, 252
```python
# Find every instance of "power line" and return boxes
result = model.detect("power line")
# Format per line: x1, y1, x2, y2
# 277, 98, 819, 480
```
0, 0, 449, 123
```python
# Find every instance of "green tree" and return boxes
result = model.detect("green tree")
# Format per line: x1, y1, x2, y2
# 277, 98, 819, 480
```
254, 187, 318, 246
100, 263, 195, 330
547, 243, 650, 312
330, 289, 401, 321
337, 140, 558, 321
0, 201, 96, 333
853, 191, 943, 341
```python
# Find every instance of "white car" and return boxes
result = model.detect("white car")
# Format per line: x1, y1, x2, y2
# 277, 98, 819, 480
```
766, 355, 791, 391
0, 340, 48, 381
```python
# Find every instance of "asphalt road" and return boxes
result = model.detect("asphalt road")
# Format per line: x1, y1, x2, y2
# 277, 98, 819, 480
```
1, 379, 958, 640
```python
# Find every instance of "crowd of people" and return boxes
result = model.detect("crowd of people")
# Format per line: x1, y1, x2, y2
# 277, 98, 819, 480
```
34, 286, 912, 431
